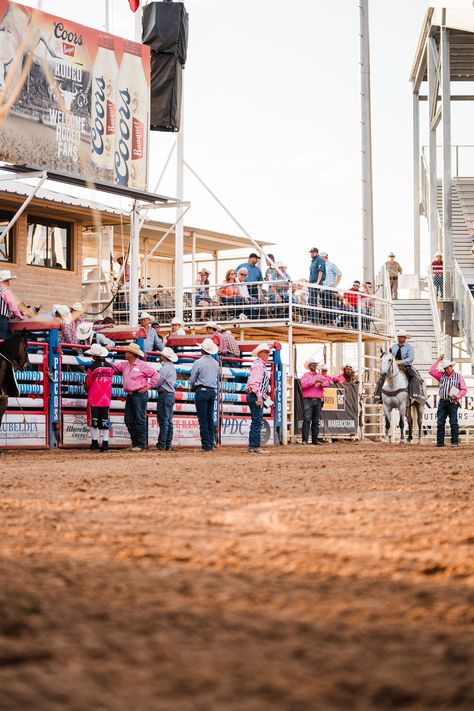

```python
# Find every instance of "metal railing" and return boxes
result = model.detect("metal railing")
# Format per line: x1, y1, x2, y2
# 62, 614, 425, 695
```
453, 261, 474, 359
112, 280, 394, 338
422, 145, 474, 180
426, 265, 447, 355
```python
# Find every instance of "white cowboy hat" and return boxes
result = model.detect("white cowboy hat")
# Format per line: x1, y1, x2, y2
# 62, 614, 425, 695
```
441, 359, 455, 369
140, 311, 153, 321
205, 321, 222, 331
171, 316, 182, 325
71, 302, 83, 311
76, 321, 94, 341
434, 251, 442, 257
123, 342, 144, 358
84, 343, 108, 358
0, 269, 17, 282
160, 346, 178, 363
319, 363, 328, 371
251, 343, 272, 357
53, 304, 72, 324
396, 330, 411, 339
388, 252, 396, 257
304, 359, 318, 370
200, 337, 218, 355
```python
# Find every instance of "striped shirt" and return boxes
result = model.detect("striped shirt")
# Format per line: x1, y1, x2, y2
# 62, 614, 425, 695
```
0, 287, 22, 319
247, 358, 270, 399
428, 362, 467, 400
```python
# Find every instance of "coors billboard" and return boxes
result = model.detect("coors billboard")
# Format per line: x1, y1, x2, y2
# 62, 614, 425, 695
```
0, 1, 150, 190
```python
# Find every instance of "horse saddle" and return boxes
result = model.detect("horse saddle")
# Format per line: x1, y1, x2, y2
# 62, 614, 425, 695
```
0, 353, 20, 398
406, 367, 426, 404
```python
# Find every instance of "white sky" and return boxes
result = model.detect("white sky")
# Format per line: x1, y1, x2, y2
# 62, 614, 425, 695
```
24, 0, 474, 288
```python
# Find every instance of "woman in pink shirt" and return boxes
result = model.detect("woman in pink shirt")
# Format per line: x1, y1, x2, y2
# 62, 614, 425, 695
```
300, 359, 331, 445
0, 269, 23, 340
429, 355, 467, 447
112, 342, 159, 451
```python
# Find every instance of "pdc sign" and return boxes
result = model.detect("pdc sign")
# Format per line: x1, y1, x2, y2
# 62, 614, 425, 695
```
0, 1, 150, 190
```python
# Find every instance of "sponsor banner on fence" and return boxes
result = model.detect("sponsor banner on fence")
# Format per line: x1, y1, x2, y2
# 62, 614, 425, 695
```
423, 388, 474, 427
1, 413, 47, 447
148, 415, 274, 447
221, 416, 274, 446
62, 413, 131, 446
0, 0, 150, 190
294, 381, 359, 437
148, 415, 201, 447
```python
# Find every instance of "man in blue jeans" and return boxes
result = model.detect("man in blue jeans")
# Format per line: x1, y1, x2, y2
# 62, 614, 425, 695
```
190, 338, 219, 451
308, 247, 325, 323
156, 346, 178, 451
429, 355, 467, 447
246, 343, 272, 453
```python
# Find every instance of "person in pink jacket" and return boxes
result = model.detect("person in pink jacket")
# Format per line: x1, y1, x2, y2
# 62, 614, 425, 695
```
84, 343, 114, 452
429, 355, 467, 447
300, 359, 331, 445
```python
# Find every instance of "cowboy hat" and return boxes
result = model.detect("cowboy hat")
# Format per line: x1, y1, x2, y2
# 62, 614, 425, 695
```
160, 346, 178, 363
71, 302, 83, 311
396, 329, 411, 339
205, 321, 222, 331
200, 338, 218, 355
140, 311, 153, 321
76, 322, 94, 341
388, 252, 396, 257
251, 343, 272, 357
0, 269, 17, 282
304, 359, 318, 369
434, 251, 442, 257
198, 267, 210, 274
123, 342, 144, 358
319, 363, 328, 371
441, 359, 455, 369
84, 343, 108, 358
53, 304, 72, 324
171, 316, 182, 325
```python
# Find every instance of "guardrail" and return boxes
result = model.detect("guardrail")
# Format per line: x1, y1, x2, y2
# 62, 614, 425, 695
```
453, 261, 474, 358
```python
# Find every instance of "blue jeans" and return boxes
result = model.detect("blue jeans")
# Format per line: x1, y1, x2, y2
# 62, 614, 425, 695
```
195, 387, 216, 450
0, 315, 9, 340
247, 391, 264, 448
124, 391, 148, 448
437, 398, 459, 445
156, 391, 175, 450
302, 398, 322, 443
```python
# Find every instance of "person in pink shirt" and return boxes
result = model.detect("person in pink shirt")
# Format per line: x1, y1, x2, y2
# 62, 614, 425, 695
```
112, 342, 160, 451
246, 342, 272, 453
429, 355, 467, 447
300, 359, 331, 445
0, 269, 23, 340
333, 364, 359, 384
84, 343, 114, 453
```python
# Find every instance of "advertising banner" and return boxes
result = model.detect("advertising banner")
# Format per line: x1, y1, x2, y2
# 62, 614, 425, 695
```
148, 415, 274, 447
62, 413, 131, 446
0, 1, 150, 190
423, 387, 474, 428
1, 413, 47, 447
294, 381, 359, 437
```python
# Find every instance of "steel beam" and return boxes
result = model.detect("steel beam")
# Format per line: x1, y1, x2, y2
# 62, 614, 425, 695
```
412, 91, 421, 276
428, 33, 439, 258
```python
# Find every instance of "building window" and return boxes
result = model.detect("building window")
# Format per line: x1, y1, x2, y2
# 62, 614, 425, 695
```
27, 216, 72, 270
0, 211, 14, 262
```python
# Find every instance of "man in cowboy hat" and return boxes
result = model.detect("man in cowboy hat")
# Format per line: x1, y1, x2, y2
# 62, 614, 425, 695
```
429, 355, 467, 447
385, 252, 402, 299
0, 269, 23, 339
246, 343, 273, 453
374, 330, 416, 402
205, 321, 226, 352
156, 346, 178, 451
76, 322, 115, 349
112, 342, 160, 451
165, 316, 186, 343
84, 343, 114, 452
189, 338, 219, 451
300, 359, 331, 445
140, 311, 164, 353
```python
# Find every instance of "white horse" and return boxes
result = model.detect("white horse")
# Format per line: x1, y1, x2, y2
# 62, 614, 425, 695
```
380, 350, 425, 444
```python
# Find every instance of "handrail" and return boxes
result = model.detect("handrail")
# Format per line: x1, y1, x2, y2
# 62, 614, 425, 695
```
453, 260, 474, 358
426, 265, 446, 354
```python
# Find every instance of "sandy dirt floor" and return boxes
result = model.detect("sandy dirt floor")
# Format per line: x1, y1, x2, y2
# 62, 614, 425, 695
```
0, 442, 473, 711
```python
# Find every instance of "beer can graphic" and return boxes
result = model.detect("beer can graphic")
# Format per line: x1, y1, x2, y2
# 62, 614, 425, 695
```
114, 41, 148, 189
91, 35, 118, 172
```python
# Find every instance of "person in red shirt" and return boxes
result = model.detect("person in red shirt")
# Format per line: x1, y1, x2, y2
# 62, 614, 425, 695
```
432, 251, 443, 299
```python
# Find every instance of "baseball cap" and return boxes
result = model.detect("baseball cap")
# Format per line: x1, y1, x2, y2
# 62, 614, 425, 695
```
320, 251, 328, 258
309, 247, 318, 253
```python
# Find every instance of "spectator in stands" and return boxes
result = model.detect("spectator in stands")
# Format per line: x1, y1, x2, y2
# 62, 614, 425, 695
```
246, 343, 272, 453
140, 311, 164, 352
189, 338, 219, 452
269, 262, 291, 302
432, 251, 444, 298
61, 301, 84, 344
112, 342, 159, 452
429, 354, 467, 447
264, 254, 276, 280
84, 343, 114, 453
308, 247, 325, 322
385, 252, 402, 299
236, 252, 263, 301
218, 269, 242, 307
76, 322, 115, 349
0, 269, 23, 339
300, 359, 331, 445
320, 252, 342, 325
155, 346, 178, 451
361, 281, 375, 331
195, 268, 213, 318
338, 281, 362, 329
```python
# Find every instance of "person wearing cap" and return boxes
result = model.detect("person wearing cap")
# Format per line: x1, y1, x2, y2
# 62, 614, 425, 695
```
112, 342, 160, 451
300, 360, 331, 445
429, 354, 467, 447
236, 253, 263, 302
432, 251, 444, 299
156, 347, 178, 451
264, 254, 276, 281
189, 338, 219, 451
60, 302, 84, 344
140, 311, 164, 353
308, 248, 326, 322
334, 364, 359, 384
84, 343, 114, 452
385, 253, 402, 299
0, 269, 23, 339
76, 322, 115, 350
320, 252, 342, 325
374, 330, 416, 402
246, 343, 272, 453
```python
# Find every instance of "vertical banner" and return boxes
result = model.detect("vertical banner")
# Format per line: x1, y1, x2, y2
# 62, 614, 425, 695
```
0, 0, 150, 190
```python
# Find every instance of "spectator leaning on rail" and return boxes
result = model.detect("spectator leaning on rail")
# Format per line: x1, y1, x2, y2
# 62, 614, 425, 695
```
432, 251, 444, 299
155, 346, 178, 452
300, 359, 331, 445
236, 252, 263, 302
84, 343, 114, 453
0, 269, 23, 339
112, 342, 159, 452
205, 322, 240, 366
76, 322, 115, 350
246, 342, 273, 454
308, 248, 326, 321
189, 338, 219, 452
320, 252, 342, 325
429, 355, 467, 447
140, 311, 164, 352
385, 252, 402, 299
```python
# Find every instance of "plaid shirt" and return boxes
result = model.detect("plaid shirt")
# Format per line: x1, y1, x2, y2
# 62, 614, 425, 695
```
323, 261, 342, 287
60, 317, 84, 344
222, 330, 240, 357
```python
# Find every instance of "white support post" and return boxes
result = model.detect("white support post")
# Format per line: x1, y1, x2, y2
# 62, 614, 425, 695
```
288, 324, 295, 443
129, 203, 140, 326
191, 232, 196, 324
413, 90, 421, 276
359, 0, 375, 286
441, 22, 453, 359
428, 34, 439, 258
175, 97, 184, 323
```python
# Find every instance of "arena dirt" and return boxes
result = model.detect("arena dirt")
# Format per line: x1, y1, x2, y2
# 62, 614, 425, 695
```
0, 442, 473, 711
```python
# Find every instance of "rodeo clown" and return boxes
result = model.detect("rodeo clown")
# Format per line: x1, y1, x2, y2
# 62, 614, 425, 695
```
429, 355, 467, 447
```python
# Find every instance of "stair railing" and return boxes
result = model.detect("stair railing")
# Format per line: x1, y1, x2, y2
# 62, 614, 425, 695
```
453, 261, 474, 359
426, 265, 447, 355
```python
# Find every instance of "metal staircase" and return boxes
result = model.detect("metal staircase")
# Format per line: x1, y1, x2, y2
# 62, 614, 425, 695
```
392, 300, 438, 376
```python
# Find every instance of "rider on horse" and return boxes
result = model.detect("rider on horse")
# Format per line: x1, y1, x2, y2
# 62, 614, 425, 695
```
375, 329, 417, 402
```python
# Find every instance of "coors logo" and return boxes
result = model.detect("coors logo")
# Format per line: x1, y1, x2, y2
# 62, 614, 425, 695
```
91, 36, 117, 172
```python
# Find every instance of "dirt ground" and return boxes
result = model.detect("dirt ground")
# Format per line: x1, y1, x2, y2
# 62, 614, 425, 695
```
0, 443, 473, 711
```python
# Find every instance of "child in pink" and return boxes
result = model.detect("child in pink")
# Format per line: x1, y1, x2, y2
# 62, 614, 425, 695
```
84, 343, 114, 452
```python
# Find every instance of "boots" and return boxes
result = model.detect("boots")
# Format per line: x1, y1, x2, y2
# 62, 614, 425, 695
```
89, 440, 100, 452
373, 376, 385, 403
100, 441, 109, 453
